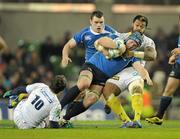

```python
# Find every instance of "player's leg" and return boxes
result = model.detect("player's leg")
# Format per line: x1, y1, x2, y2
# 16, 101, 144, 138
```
66, 91, 85, 115
128, 79, 144, 128
13, 101, 31, 129
60, 86, 103, 128
60, 64, 108, 127
60, 68, 93, 109
157, 77, 179, 118
103, 82, 131, 123
146, 77, 180, 125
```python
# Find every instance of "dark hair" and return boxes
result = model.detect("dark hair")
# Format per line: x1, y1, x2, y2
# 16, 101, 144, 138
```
90, 10, 104, 20
50, 75, 67, 94
133, 15, 148, 27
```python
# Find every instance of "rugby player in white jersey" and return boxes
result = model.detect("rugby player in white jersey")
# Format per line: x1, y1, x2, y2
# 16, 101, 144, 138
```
3, 75, 67, 129
95, 15, 157, 128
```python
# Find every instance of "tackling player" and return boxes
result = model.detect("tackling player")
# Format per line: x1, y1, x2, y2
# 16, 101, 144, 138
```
146, 36, 180, 125
97, 15, 156, 128
3, 75, 67, 129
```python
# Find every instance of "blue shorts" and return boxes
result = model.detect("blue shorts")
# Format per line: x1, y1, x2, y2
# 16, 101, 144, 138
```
169, 63, 180, 79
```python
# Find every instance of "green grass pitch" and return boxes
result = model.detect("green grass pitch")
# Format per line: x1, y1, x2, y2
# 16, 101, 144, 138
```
0, 120, 180, 139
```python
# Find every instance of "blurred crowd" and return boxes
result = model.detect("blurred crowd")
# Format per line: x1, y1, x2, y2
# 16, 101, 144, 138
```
0, 25, 180, 99
0, 0, 179, 5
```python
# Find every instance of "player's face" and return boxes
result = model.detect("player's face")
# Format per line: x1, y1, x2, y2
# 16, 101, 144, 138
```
90, 16, 105, 33
125, 40, 138, 50
132, 20, 146, 34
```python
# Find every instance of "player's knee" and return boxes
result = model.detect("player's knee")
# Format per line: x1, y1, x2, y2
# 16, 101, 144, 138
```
163, 89, 175, 96
77, 81, 91, 90
83, 90, 100, 107
128, 79, 144, 95
103, 82, 121, 100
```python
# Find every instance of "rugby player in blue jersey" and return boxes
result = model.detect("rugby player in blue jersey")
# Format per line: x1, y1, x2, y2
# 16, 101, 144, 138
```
61, 10, 117, 67
60, 10, 117, 125
146, 35, 180, 125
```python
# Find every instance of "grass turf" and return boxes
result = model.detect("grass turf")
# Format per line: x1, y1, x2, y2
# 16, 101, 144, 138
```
0, 120, 180, 139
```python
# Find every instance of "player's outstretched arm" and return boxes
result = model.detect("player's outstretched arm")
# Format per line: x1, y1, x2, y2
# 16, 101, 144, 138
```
132, 61, 153, 86
61, 38, 76, 68
126, 46, 157, 61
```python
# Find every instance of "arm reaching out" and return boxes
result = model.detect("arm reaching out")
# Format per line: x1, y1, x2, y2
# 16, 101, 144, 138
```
125, 46, 157, 61
61, 38, 76, 68
132, 61, 153, 86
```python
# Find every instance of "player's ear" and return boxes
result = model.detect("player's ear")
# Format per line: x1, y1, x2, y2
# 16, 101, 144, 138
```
90, 19, 92, 24
131, 23, 134, 28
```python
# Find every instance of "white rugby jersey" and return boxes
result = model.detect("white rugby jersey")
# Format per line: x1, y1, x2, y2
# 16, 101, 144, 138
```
19, 83, 61, 127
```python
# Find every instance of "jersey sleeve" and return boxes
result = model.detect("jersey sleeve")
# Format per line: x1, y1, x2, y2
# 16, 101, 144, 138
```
73, 27, 88, 45
141, 36, 156, 50
49, 102, 61, 122
131, 57, 141, 63
26, 83, 48, 94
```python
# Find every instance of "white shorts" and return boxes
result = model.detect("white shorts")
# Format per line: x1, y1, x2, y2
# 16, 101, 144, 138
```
13, 100, 46, 129
14, 100, 32, 129
107, 67, 142, 92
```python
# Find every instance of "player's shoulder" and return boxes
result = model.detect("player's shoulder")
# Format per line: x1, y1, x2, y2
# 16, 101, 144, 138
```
35, 83, 48, 87
74, 26, 91, 38
143, 34, 154, 42
79, 26, 90, 33
104, 24, 117, 33
139, 34, 156, 49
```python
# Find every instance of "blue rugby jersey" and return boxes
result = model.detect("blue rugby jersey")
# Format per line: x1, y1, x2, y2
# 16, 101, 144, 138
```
73, 25, 117, 61
88, 52, 140, 77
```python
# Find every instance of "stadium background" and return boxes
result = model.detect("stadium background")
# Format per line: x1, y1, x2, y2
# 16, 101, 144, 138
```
0, 0, 180, 121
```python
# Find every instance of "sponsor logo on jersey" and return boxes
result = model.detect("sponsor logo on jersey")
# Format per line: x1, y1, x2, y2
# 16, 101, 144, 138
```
111, 75, 120, 80
85, 35, 91, 41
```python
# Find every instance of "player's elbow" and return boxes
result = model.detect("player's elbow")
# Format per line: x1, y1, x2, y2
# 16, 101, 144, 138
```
144, 47, 157, 61
145, 53, 156, 61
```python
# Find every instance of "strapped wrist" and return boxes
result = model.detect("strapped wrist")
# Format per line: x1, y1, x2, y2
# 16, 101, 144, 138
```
133, 51, 145, 59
